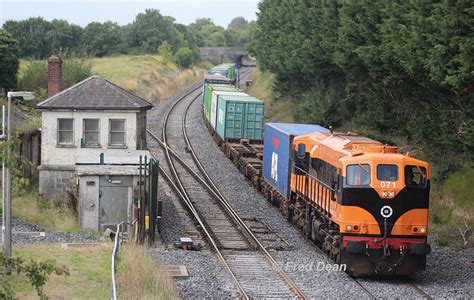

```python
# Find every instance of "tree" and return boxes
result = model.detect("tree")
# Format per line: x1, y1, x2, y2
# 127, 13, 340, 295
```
2, 17, 53, 58
81, 21, 121, 56
228, 17, 248, 31
128, 9, 181, 53
0, 29, 20, 94
174, 47, 200, 68
158, 41, 173, 62
189, 18, 215, 31
50, 19, 82, 55
251, 0, 474, 170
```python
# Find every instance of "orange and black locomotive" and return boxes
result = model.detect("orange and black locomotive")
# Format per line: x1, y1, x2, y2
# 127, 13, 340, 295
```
290, 131, 431, 275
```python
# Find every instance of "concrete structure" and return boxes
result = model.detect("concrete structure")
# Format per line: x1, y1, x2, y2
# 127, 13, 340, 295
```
37, 75, 153, 199
199, 47, 256, 66
37, 56, 156, 232
76, 154, 148, 232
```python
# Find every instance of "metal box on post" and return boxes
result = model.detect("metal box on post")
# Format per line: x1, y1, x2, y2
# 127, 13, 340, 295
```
262, 123, 329, 198
215, 95, 264, 141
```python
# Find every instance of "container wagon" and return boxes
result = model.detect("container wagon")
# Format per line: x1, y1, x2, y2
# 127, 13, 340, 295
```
202, 84, 241, 123
215, 95, 264, 142
208, 63, 238, 84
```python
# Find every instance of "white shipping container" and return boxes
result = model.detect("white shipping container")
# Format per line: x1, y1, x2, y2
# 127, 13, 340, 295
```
210, 90, 247, 129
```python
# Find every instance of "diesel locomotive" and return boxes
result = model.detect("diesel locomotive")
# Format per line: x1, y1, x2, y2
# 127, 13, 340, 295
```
202, 66, 431, 276
288, 131, 431, 275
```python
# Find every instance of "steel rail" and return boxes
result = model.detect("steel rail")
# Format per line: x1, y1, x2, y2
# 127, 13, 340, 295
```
182, 92, 306, 299
148, 67, 304, 299
158, 85, 249, 299
407, 282, 432, 299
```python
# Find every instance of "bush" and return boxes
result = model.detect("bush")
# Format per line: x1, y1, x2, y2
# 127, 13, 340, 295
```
18, 58, 92, 107
0, 252, 69, 299
174, 47, 200, 68
158, 41, 173, 63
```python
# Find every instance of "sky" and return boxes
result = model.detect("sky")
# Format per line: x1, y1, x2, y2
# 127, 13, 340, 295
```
0, 0, 260, 28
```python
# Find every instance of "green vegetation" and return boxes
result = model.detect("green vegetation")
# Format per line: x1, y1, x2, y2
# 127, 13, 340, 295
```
246, 67, 295, 123
88, 54, 210, 101
117, 243, 180, 299
0, 251, 69, 298
10, 190, 82, 233
0, 29, 20, 95
174, 47, 201, 68
3, 244, 111, 299
1, 238, 179, 299
250, 1, 473, 247
2, 10, 253, 64
190, 17, 255, 47
430, 166, 473, 247
17, 54, 211, 105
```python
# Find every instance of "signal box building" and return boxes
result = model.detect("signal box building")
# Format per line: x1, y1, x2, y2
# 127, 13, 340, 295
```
37, 65, 154, 231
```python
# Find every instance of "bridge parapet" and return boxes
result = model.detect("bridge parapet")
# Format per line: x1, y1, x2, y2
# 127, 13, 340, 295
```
199, 47, 255, 66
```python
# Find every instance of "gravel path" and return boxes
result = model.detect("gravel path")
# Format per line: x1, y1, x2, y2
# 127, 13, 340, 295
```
185, 94, 474, 298
0, 219, 99, 244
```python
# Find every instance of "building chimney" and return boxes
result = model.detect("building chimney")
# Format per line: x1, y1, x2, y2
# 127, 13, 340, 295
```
47, 55, 62, 97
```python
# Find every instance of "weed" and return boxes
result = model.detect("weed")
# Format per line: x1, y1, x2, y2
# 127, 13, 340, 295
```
117, 243, 179, 299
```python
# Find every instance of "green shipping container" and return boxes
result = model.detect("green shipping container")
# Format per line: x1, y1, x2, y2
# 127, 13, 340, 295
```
215, 95, 264, 141
208, 63, 237, 82
203, 83, 240, 123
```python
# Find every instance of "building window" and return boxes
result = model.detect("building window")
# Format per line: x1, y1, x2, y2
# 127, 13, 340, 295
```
109, 119, 126, 146
83, 119, 100, 146
58, 118, 74, 145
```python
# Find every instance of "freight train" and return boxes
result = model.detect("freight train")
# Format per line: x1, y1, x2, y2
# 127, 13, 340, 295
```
207, 63, 239, 85
201, 67, 431, 276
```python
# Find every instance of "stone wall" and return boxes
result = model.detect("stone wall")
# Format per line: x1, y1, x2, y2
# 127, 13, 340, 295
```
199, 47, 250, 65
38, 166, 75, 199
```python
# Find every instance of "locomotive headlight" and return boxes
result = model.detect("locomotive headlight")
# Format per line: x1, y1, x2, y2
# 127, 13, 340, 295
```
346, 225, 352, 231
381, 191, 387, 198
420, 227, 426, 233
388, 191, 395, 198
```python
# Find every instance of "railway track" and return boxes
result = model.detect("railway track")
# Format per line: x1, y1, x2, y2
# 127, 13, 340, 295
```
147, 69, 434, 299
304, 230, 432, 299
147, 68, 306, 299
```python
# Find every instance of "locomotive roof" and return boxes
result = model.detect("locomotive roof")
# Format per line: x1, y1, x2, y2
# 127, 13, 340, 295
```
294, 131, 401, 163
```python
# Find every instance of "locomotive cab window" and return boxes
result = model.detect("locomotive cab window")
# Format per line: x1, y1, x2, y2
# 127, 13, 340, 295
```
297, 143, 306, 159
346, 164, 371, 186
377, 164, 398, 181
405, 165, 427, 188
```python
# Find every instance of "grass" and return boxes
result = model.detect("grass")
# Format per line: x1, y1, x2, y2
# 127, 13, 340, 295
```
245, 67, 295, 122
429, 166, 473, 248
20, 55, 212, 104
117, 243, 180, 299
4, 243, 111, 299
10, 189, 83, 233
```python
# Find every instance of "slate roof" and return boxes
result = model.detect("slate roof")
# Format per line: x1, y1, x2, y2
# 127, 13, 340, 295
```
37, 76, 153, 111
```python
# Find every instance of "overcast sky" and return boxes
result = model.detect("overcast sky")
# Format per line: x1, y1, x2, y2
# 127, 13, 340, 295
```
0, 0, 260, 28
